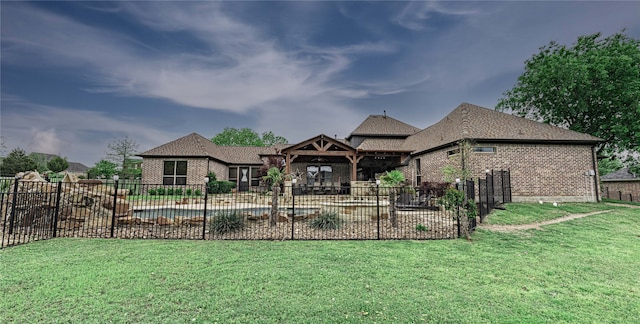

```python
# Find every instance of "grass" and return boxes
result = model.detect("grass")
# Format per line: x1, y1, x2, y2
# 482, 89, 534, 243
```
483, 202, 629, 225
1, 204, 639, 323
603, 198, 640, 206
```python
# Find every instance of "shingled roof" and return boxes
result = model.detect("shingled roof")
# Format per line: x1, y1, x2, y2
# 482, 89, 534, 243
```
138, 133, 222, 158
403, 103, 602, 154
601, 168, 639, 181
356, 138, 412, 152
138, 133, 284, 165
349, 114, 421, 137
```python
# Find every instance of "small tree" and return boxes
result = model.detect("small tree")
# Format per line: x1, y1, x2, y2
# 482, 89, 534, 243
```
89, 159, 118, 179
106, 137, 139, 170
440, 140, 474, 241
380, 170, 406, 228
263, 167, 285, 226
47, 156, 69, 173
0, 148, 37, 176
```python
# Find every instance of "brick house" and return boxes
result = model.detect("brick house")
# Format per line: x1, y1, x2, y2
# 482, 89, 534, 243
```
401, 103, 601, 202
138, 103, 602, 201
601, 168, 640, 202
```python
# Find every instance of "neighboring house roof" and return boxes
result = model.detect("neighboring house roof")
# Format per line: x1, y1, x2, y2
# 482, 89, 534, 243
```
356, 138, 411, 152
138, 133, 284, 165
403, 103, 603, 154
31, 152, 89, 173
349, 114, 421, 138
601, 168, 639, 181
67, 162, 90, 173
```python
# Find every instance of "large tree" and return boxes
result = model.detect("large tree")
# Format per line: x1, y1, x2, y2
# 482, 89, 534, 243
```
28, 153, 49, 173
0, 148, 37, 176
497, 31, 640, 159
211, 128, 287, 146
106, 137, 140, 170
47, 156, 70, 173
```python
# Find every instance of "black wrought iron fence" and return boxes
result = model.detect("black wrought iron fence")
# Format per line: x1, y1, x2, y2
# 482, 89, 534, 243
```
1, 180, 466, 248
603, 187, 639, 203
478, 169, 512, 223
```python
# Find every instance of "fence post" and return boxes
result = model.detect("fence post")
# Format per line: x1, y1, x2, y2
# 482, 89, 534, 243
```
52, 181, 63, 238
110, 177, 119, 238
376, 181, 380, 240
291, 183, 296, 240
203, 178, 209, 240
619, 191, 622, 201
502, 170, 506, 204
456, 204, 461, 238
8, 177, 19, 235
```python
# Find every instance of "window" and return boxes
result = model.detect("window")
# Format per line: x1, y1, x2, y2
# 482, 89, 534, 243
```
251, 167, 260, 186
473, 147, 496, 153
163, 161, 187, 185
307, 166, 319, 185
447, 148, 460, 156
320, 166, 332, 184
229, 167, 238, 181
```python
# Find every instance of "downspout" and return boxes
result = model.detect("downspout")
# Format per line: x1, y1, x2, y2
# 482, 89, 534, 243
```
591, 146, 600, 202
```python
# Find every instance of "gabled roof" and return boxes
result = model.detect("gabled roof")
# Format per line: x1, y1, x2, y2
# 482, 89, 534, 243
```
601, 168, 639, 181
356, 138, 412, 152
282, 134, 355, 153
138, 133, 223, 158
138, 133, 283, 165
218, 146, 281, 164
349, 114, 421, 138
403, 103, 603, 154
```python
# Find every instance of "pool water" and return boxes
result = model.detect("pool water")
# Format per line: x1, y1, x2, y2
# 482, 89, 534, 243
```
134, 207, 318, 219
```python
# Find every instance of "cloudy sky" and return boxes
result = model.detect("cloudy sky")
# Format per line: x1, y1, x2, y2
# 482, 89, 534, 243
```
1, 1, 639, 166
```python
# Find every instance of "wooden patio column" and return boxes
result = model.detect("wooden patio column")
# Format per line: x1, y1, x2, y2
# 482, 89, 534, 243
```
347, 154, 363, 182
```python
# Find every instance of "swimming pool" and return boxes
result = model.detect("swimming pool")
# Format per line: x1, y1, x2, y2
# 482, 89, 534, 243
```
133, 207, 318, 219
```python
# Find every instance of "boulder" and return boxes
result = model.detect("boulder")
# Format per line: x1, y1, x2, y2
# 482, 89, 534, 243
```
174, 216, 186, 226
188, 216, 205, 225
157, 216, 173, 226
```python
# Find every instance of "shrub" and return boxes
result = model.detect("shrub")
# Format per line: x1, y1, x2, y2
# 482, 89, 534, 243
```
419, 181, 450, 197
218, 181, 235, 193
208, 180, 236, 194
167, 188, 174, 195
156, 188, 166, 196
194, 189, 202, 196
440, 187, 464, 211
416, 224, 428, 232
174, 188, 183, 196
466, 199, 478, 219
211, 212, 244, 234
310, 211, 341, 230
186, 188, 193, 196
148, 189, 157, 196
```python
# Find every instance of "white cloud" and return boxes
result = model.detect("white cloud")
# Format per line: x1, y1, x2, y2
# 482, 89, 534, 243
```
393, 1, 481, 31
0, 96, 172, 165
1, 2, 400, 116
29, 129, 64, 155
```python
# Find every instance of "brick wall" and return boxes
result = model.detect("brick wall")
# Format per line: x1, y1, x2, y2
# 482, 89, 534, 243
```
141, 157, 227, 186
406, 143, 599, 202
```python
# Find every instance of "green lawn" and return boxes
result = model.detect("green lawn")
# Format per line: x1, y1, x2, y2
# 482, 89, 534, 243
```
483, 202, 629, 225
1, 203, 639, 323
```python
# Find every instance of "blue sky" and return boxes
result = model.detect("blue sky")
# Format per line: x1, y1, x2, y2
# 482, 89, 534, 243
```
2, 1, 639, 166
